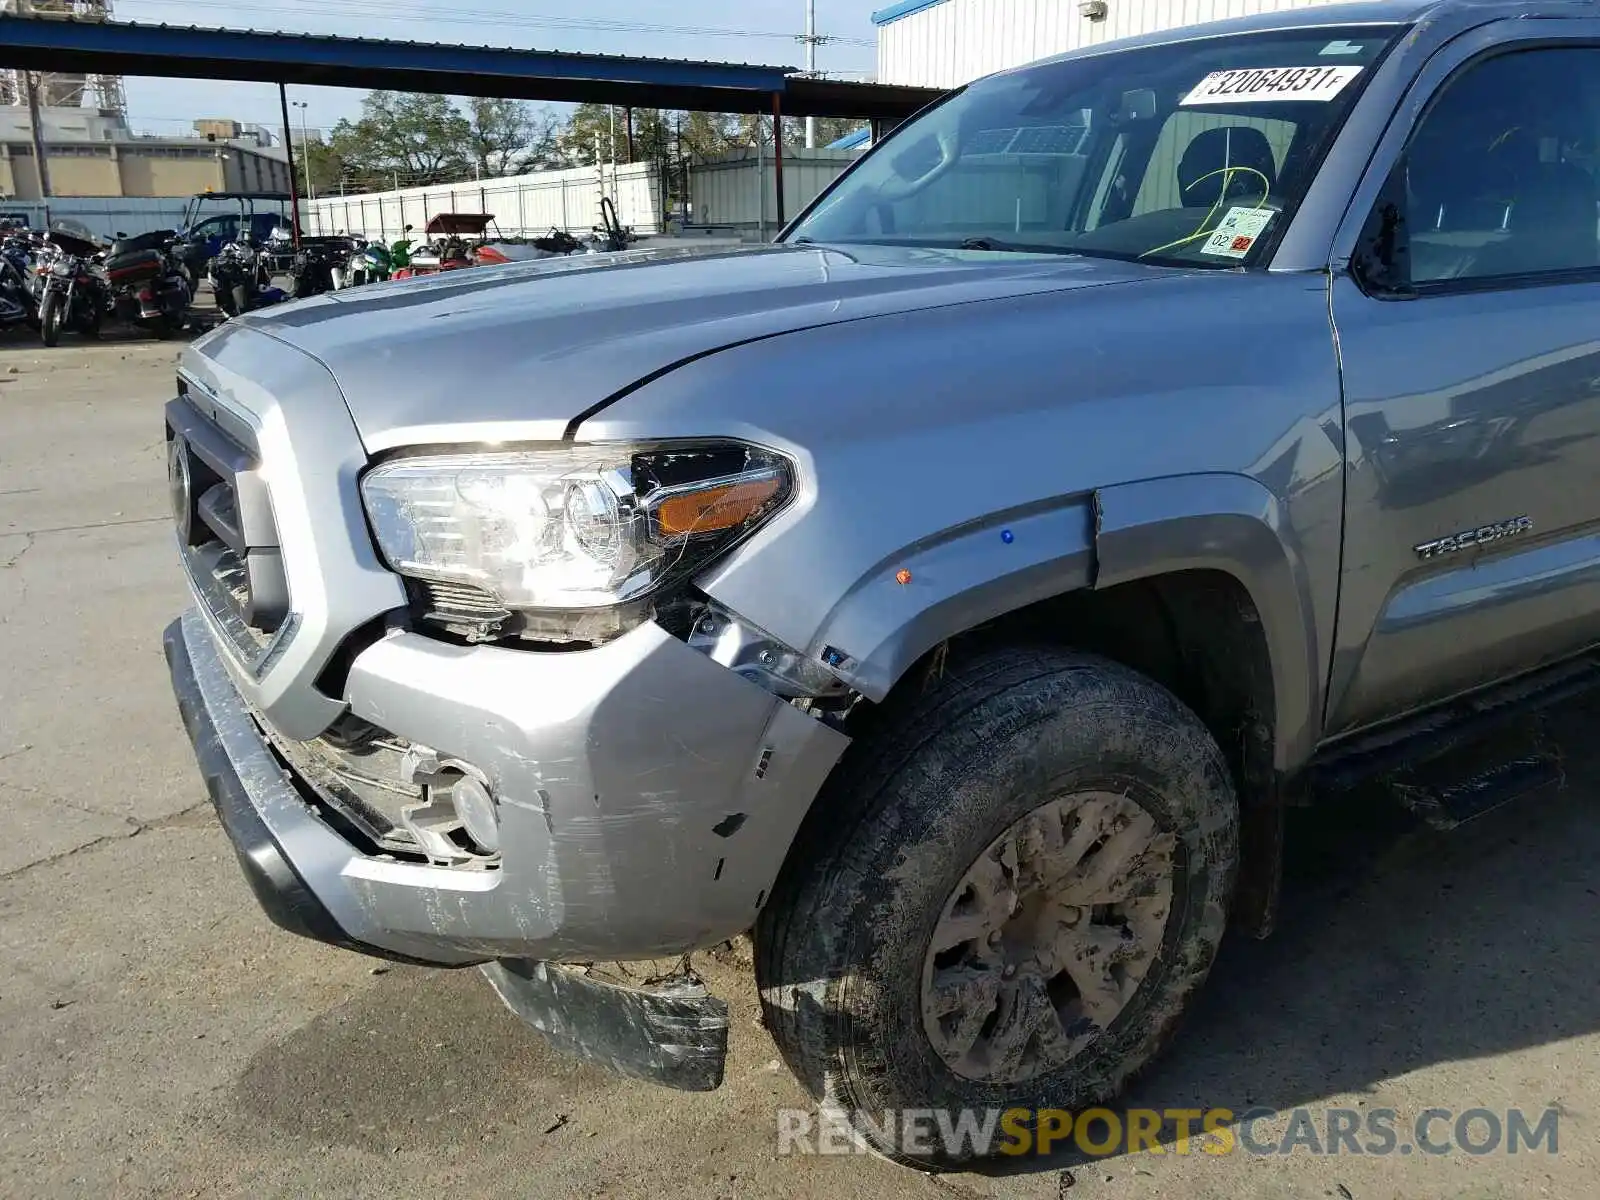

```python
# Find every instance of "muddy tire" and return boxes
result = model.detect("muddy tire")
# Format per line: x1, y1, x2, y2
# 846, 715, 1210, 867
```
754, 647, 1237, 1168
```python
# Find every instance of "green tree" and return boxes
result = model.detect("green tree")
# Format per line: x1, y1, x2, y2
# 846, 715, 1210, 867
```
809, 116, 869, 147
677, 110, 736, 161
558, 103, 625, 165
515, 106, 567, 172
464, 97, 564, 178
556, 105, 739, 167
730, 114, 866, 151
327, 91, 471, 189
296, 136, 348, 195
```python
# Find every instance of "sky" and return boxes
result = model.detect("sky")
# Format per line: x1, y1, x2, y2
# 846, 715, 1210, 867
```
109, 0, 882, 138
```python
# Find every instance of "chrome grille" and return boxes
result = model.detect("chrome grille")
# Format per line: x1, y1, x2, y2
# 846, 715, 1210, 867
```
193, 542, 275, 656
167, 391, 290, 671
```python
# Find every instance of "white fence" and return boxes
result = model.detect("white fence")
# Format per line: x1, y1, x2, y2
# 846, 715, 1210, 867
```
688, 148, 858, 234
0, 196, 190, 240
305, 161, 663, 242
0, 149, 858, 245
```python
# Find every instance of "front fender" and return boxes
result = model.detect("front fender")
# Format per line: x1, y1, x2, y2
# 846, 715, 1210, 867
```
804, 473, 1320, 772
1093, 473, 1322, 771
809, 495, 1097, 703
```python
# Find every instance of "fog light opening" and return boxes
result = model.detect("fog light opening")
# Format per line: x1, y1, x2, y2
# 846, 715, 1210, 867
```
399, 745, 502, 865
449, 774, 500, 854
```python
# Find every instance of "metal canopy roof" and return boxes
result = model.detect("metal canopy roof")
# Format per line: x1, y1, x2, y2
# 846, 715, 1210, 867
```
0, 17, 945, 119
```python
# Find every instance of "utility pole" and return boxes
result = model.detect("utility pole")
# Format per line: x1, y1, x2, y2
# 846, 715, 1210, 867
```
23, 71, 51, 203
804, 0, 816, 149
797, 1, 832, 149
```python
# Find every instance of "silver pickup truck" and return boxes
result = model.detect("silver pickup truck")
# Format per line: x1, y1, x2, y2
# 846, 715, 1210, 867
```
164, 0, 1600, 1165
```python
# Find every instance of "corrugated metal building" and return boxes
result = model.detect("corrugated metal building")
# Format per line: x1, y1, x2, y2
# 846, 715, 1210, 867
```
873, 0, 1345, 88
690, 149, 861, 235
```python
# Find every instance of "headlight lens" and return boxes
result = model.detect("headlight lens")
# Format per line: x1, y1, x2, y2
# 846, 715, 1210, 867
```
361, 442, 791, 628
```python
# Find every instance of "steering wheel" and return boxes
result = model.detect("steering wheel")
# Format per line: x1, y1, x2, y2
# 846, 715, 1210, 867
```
875, 125, 962, 202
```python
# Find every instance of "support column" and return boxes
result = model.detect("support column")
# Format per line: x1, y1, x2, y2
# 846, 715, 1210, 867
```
278, 82, 302, 248
772, 92, 785, 229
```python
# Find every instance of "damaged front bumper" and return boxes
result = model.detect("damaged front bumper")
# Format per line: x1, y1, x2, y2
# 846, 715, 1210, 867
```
164, 606, 847, 1088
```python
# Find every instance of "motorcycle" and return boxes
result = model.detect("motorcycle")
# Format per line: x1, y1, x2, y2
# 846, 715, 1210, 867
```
0, 228, 39, 331
391, 214, 494, 279
209, 236, 287, 319
532, 227, 584, 256
340, 238, 393, 288
587, 195, 637, 254
389, 225, 416, 272
34, 231, 111, 347
103, 229, 192, 338
288, 235, 355, 299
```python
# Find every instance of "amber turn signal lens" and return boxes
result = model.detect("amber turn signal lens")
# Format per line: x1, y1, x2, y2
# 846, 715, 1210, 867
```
654, 476, 783, 537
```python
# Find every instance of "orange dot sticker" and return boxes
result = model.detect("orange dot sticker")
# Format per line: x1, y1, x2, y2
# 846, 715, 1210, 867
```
895, 569, 913, 585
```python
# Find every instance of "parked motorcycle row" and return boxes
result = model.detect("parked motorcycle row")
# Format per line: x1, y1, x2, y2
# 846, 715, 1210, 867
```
0, 221, 195, 346
0, 198, 642, 341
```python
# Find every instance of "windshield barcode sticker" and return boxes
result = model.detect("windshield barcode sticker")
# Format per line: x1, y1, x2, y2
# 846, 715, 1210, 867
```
1181, 65, 1363, 105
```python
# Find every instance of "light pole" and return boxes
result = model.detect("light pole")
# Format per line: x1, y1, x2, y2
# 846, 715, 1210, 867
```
291, 100, 315, 202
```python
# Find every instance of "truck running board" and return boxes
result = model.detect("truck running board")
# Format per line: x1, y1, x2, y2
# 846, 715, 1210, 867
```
1385, 740, 1564, 832
1310, 654, 1600, 828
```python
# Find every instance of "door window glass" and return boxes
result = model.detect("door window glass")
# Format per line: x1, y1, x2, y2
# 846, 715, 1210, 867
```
1400, 49, 1600, 284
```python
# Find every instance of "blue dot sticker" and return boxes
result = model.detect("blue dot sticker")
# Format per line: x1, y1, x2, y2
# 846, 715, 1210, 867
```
1000, 529, 1014, 544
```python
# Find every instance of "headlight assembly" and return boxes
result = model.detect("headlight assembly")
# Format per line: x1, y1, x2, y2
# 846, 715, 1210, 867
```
360, 442, 792, 644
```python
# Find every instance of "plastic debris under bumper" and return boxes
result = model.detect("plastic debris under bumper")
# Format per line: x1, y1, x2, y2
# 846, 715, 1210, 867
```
481, 959, 730, 1091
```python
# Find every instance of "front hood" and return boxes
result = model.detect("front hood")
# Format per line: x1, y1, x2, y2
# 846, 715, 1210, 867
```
235, 243, 1183, 451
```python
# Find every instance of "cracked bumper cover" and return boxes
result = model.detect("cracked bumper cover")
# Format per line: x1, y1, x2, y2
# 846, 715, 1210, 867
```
164, 606, 848, 1087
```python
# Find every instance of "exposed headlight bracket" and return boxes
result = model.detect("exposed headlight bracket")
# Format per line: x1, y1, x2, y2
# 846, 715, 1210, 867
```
686, 599, 849, 701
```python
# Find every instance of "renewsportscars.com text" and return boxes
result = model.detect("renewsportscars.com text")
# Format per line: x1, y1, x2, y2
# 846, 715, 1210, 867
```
776, 1106, 1561, 1159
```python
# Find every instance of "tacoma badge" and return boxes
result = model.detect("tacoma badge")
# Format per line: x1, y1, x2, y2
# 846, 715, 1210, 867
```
1414, 515, 1532, 560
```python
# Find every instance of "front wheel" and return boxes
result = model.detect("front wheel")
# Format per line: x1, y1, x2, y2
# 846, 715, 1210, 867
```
39, 292, 63, 347
754, 647, 1238, 1167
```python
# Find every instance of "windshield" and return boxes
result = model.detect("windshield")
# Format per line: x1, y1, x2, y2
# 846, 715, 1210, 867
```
788, 26, 1401, 267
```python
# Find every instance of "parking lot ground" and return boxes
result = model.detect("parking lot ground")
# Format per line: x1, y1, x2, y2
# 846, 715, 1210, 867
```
2, 338, 1598, 1199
